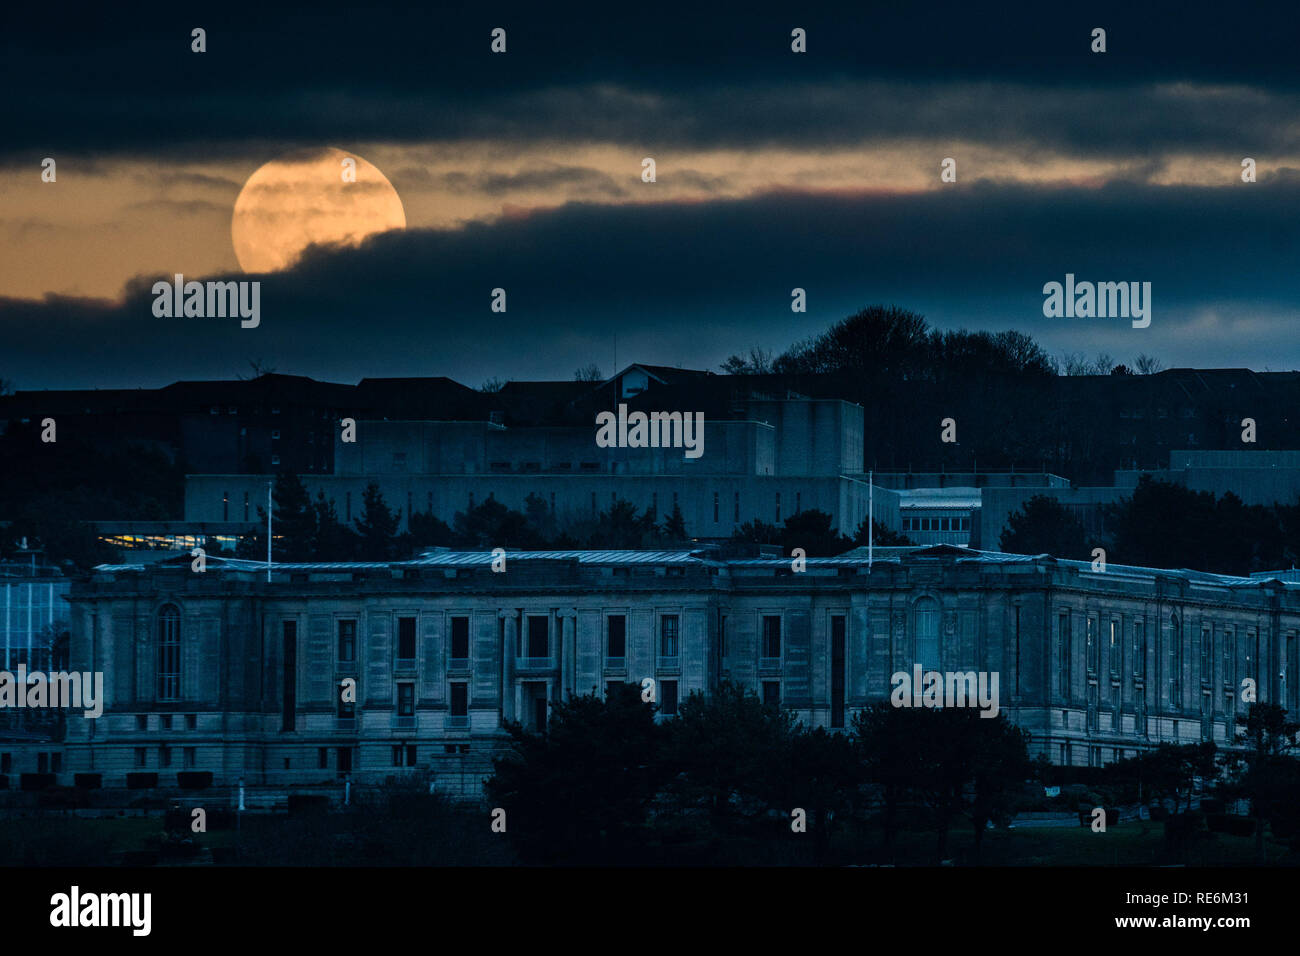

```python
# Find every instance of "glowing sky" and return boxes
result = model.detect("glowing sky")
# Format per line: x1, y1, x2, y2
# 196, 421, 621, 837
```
4, 1, 1300, 386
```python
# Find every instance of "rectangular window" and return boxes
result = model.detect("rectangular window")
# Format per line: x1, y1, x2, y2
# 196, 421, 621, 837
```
319, 747, 329, 770
831, 616, 846, 729
184, 747, 196, 769
1170, 617, 1183, 707
607, 615, 627, 659
762, 681, 780, 708
397, 682, 415, 717
337, 619, 356, 663
1201, 625, 1212, 683
713, 492, 719, 523
0, 753, 10, 773
1136, 619, 1147, 680
660, 679, 679, 716
450, 616, 470, 662
1014, 606, 1021, 696
1223, 626, 1234, 686
1109, 619, 1120, 677
135, 748, 147, 768
186, 714, 197, 731
450, 681, 468, 718
1086, 617, 1098, 673
157, 609, 181, 702
526, 616, 549, 658
762, 615, 782, 659
137, 714, 148, 731
1290, 634, 1299, 711
397, 617, 417, 666
160, 714, 172, 731
1058, 612, 1072, 700
660, 615, 679, 658
282, 621, 297, 732
159, 746, 172, 767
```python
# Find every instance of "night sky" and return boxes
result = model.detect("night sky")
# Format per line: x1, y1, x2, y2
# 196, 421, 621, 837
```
4, 0, 1300, 389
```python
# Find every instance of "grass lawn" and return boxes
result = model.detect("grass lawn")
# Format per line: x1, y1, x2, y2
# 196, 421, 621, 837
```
0, 815, 238, 866
0, 813, 1293, 866
846, 820, 1294, 866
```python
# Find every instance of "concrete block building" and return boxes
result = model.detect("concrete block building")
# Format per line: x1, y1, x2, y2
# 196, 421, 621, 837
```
184, 396, 896, 540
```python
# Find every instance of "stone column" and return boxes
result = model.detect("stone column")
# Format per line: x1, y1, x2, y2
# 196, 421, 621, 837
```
561, 608, 578, 700
500, 610, 517, 722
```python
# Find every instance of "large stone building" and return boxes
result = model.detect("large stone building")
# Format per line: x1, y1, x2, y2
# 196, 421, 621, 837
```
23, 545, 1300, 795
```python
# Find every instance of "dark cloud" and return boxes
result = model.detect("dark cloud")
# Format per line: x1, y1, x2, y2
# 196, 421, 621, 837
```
438, 166, 628, 198
121, 199, 228, 215
4, 181, 1299, 389
5, 0, 1300, 158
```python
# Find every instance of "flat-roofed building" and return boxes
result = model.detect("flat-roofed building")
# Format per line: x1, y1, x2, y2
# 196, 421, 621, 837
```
36, 545, 1300, 795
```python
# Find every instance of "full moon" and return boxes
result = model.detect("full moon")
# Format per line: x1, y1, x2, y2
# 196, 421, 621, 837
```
231, 147, 406, 273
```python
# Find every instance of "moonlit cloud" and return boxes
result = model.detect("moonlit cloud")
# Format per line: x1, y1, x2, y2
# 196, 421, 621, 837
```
4, 0, 1299, 384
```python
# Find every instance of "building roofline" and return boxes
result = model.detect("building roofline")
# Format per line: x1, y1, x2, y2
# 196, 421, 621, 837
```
88, 544, 1280, 587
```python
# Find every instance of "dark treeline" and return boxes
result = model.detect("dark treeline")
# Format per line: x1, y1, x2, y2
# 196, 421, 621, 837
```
227, 474, 911, 562
1001, 476, 1300, 575
486, 686, 1300, 866
723, 305, 1300, 485
487, 681, 1033, 866
228, 472, 697, 562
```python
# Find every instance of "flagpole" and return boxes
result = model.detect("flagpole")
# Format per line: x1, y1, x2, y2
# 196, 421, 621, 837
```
868, 469, 873, 568
266, 480, 273, 583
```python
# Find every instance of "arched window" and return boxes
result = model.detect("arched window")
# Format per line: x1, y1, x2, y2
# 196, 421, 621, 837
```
157, 604, 182, 701
913, 598, 940, 671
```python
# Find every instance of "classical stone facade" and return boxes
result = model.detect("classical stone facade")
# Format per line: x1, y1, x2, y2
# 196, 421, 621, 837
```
35, 545, 1300, 795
